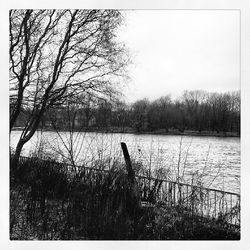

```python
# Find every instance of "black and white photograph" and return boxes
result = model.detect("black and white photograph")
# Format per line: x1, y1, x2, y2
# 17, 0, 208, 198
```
6, 5, 246, 243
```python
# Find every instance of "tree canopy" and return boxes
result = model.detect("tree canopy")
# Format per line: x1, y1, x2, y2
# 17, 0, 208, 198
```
10, 9, 129, 162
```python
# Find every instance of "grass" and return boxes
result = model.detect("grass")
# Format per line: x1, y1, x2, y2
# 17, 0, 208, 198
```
10, 155, 240, 240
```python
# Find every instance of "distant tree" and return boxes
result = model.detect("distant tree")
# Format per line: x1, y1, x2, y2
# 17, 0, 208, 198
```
131, 99, 149, 132
147, 101, 161, 131
155, 95, 172, 131
94, 100, 113, 128
181, 90, 207, 130
110, 101, 130, 130
10, 9, 129, 165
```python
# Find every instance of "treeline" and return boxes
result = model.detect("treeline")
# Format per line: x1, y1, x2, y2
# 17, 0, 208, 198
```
128, 90, 240, 133
14, 90, 240, 134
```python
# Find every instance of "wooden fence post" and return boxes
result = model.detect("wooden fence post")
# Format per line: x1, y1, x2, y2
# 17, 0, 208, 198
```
121, 142, 140, 209
121, 142, 135, 183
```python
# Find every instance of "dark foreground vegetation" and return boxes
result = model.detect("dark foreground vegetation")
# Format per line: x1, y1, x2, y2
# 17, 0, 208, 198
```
10, 156, 240, 240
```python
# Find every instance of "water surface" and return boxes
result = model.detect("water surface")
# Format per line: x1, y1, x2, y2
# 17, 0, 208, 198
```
10, 131, 240, 194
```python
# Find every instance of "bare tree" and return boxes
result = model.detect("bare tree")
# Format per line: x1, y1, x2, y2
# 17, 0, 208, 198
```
10, 9, 129, 165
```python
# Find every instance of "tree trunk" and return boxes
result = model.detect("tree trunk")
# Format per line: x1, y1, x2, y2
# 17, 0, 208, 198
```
10, 88, 24, 132
12, 139, 25, 169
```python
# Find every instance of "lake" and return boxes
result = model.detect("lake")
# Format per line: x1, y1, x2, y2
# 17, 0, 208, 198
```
10, 131, 240, 194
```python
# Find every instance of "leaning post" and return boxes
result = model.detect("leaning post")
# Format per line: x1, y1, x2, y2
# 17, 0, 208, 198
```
121, 142, 141, 210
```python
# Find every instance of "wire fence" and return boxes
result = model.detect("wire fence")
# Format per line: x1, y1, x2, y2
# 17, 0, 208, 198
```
17, 155, 241, 226
137, 175, 240, 226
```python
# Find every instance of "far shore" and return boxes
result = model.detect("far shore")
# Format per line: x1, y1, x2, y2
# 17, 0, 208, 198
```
12, 126, 240, 138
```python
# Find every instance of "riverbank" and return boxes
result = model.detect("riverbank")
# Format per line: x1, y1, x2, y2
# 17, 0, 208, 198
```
10, 156, 240, 240
12, 126, 240, 137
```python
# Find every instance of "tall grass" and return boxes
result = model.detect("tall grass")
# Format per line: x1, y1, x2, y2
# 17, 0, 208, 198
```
10, 154, 240, 240
10, 156, 144, 239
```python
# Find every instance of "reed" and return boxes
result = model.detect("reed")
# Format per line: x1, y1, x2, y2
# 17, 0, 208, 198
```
10, 153, 240, 240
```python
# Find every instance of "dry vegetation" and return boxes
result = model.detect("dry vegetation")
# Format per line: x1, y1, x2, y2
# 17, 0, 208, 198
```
10, 155, 240, 240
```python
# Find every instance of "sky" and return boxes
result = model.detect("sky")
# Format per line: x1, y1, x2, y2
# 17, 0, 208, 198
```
117, 10, 240, 103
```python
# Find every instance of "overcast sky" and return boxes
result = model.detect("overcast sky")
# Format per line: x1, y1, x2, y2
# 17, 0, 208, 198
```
117, 10, 240, 103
